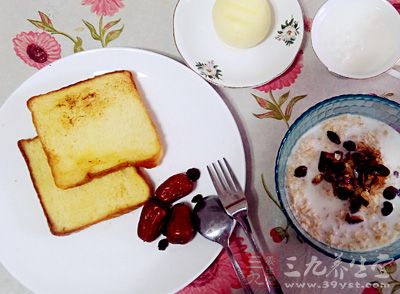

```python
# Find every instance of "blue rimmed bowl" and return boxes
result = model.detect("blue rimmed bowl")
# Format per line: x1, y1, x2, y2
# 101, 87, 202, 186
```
275, 94, 400, 264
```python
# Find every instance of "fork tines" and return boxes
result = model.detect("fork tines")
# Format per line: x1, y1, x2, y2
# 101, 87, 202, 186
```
207, 158, 243, 195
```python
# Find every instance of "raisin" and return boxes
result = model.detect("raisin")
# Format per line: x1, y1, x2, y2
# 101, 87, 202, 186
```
318, 151, 330, 172
327, 131, 341, 144
336, 187, 354, 200
349, 198, 362, 213
343, 140, 356, 151
381, 201, 393, 216
158, 238, 169, 251
331, 162, 346, 174
294, 166, 307, 177
191, 194, 203, 203
370, 164, 390, 177
383, 186, 398, 200
349, 195, 368, 213
351, 152, 366, 164
186, 168, 201, 182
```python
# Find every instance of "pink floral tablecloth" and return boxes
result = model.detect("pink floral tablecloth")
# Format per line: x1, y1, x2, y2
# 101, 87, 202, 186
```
2, 0, 400, 293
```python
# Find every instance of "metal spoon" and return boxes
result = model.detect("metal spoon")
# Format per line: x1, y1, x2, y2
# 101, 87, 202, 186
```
193, 195, 254, 294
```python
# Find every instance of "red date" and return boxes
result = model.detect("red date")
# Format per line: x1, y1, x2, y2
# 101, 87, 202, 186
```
137, 199, 169, 242
155, 168, 200, 204
166, 203, 195, 244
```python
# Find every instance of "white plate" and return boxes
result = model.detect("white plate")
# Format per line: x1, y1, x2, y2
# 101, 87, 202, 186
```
173, 0, 304, 88
0, 48, 246, 294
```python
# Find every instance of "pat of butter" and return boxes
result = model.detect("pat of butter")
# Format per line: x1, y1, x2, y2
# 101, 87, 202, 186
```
212, 0, 272, 48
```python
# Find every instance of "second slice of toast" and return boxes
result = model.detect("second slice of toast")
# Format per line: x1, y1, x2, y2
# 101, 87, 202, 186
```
18, 137, 151, 236
27, 70, 163, 189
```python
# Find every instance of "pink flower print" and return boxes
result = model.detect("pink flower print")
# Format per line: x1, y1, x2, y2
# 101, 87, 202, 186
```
303, 17, 312, 32
256, 50, 304, 93
178, 236, 252, 294
361, 286, 380, 294
389, 0, 400, 13
13, 31, 61, 69
82, 0, 124, 17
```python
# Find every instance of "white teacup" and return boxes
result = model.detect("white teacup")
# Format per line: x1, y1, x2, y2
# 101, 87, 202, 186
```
311, 0, 400, 79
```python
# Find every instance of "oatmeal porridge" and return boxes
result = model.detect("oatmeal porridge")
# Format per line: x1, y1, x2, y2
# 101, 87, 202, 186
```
286, 114, 400, 251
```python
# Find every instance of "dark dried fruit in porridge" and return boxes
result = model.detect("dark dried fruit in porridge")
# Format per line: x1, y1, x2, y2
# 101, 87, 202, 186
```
343, 140, 356, 151
336, 187, 354, 200
349, 197, 362, 213
343, 175, 352, 185
351, 152, 366, 164
359, 195, 369, 207
294, 166, 307, 177
318, 151, 337, 172
349, 195, 368, 213
383, 186, 398, 200
313, 136, 388, 221
381, 201, 393, 216
318, 152, 329, 172
369, 164, 390, 177
323, 172, 335, 183
345, 213, 364, 224
394, 171, 399, 178
327, 131, 341, 144
331, 162, 346, 173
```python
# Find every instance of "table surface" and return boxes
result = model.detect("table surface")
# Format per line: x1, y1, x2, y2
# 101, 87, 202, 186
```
2, 0, 400, 293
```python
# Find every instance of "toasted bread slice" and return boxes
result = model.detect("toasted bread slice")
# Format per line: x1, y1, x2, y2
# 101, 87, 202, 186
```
18, 137, 151, 236
27, 70, 163, 189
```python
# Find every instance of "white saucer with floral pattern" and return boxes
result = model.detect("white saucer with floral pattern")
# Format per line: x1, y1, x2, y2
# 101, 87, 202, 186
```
173, 0, 304, 88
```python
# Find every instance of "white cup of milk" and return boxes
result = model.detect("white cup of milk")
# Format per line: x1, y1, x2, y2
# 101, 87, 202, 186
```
311, 0, 400, 79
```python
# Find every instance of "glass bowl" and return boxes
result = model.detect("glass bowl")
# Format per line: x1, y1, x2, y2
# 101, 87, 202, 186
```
275, 94, 400, 264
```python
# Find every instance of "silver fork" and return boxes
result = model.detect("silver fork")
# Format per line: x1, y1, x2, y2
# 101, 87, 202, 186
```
208, 158, 283, 294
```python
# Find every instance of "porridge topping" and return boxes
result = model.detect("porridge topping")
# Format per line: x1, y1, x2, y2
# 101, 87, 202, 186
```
382, 201, 393, 216
383, 186, 398, 200
343, 140, 356, 151
294, 165, 307, 177
327, 130, 341, 144
286, 114, 400, 251
310, 133, 392, 222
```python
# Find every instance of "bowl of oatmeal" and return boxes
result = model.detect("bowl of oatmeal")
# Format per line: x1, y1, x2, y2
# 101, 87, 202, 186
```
275, 94, 400, 264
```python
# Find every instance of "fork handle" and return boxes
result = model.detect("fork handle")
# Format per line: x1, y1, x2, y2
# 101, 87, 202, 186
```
235, 213, 283, 294
225, 245, 254, 294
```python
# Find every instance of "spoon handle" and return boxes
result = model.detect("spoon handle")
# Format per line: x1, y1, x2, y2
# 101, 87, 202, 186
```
235, 213, 283, 294
225, 245, 254, 294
